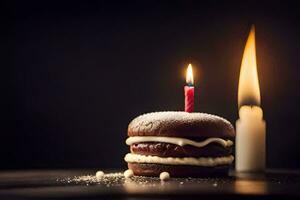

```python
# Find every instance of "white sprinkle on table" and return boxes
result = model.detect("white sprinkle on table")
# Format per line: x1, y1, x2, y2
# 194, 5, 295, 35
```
159, 172, 170, 181
124, 169, 134, 178
95, 171, 104, 178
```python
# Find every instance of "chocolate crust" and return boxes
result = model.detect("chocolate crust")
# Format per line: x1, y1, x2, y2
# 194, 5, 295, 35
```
128, 112, 235, 138
130, 142, 232, 157
128, 163, 230, 177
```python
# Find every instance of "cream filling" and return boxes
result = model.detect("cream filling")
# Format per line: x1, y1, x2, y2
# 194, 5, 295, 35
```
126, 136, 233, 148
124, 153, 234, 167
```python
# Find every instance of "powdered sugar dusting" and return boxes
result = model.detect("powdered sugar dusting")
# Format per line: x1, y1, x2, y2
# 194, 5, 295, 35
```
58, 171, 236, 188
60, 172, 124, 186
128, 111, 234, 136
59, 172, 168, 187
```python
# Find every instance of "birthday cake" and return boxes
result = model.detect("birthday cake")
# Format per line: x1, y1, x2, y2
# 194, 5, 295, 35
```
124, 111, 235, 177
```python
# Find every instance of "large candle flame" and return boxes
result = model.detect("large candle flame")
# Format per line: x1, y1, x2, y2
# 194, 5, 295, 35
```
238, 26, 261, 108
186, 64, 194, 86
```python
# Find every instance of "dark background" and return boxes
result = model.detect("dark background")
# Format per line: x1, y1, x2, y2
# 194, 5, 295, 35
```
4, 0, 300, 169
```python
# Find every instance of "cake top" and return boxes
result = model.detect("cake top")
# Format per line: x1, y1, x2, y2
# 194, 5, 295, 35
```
128, 111, 235, 138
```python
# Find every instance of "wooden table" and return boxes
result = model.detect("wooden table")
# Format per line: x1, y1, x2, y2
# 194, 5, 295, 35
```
0, 169, 299, 199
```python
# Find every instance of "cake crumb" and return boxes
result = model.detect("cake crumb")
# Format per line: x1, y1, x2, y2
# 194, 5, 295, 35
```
124, 169, 134, 178
159, 172, 170, 181
95, 171, 104, 178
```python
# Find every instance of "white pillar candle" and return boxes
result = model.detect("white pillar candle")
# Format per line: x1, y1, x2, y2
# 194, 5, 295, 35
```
236, 106, 266, 172
236, 26, 267, 172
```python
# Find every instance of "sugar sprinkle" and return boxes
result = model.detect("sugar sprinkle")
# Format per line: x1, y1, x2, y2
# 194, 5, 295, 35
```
124, 169, 134, 179
159, 172, 170, 181
95, 171, 104, 178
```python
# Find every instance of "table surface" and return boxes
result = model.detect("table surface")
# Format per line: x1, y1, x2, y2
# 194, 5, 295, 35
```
0, 169, 300, 199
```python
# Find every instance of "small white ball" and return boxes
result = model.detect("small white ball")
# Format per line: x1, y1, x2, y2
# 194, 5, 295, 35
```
95, 171, 104, 178
159, 172, 170, 181
124, 169, 134, 178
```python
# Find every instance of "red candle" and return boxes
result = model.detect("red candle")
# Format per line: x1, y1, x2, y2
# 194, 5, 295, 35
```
184, 64, 194, 112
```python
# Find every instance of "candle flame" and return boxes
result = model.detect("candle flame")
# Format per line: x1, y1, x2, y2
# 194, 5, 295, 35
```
186, 64, 194, 86
238, 26, 261, 108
